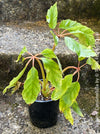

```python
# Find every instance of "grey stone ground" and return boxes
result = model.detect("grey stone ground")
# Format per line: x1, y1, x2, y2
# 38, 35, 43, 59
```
0, 22, 100, 134
0, 91, 99, 134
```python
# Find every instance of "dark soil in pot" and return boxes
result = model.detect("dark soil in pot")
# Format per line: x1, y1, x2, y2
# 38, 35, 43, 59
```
29, 98, 59, 128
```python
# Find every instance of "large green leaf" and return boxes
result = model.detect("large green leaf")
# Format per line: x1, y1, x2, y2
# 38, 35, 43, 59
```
63, 108, 74, 125
41, 48, 57, 58
59, 82, 80, 111
22, 67, 40, 104
86, 57, 100, 70
64, 37, 96, 58
3, 66, 27, 94
72, 101, 83, 117
50, 30, 59, 46
59, 19, 95, 47
16, 46, 27, 62
59, 19, 80, 29
46, 2, 58, 29
51, 74, 73, 100
41, 58, 62, 88
69, 26, 95, 47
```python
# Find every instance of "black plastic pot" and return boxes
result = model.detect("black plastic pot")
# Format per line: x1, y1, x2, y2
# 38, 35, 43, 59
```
29, 99, 59, 128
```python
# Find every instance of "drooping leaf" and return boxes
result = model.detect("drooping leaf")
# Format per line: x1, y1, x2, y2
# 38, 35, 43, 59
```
16, 46, 27, 62
59, 19, 95, 47
22, 67, 40, 104
11, 81, 22, 95
86, 57, 100, 70
41, 48, 57, 58
50, 30, 59, 46
51, 74, 73, 100
46, 2, 58, 29
63, 107, 74, 125
41, 58, 62, 88
3, 65, 27, 94
64, 37, 96, 58
59, 82, 80, 110
72, 101, 83, 117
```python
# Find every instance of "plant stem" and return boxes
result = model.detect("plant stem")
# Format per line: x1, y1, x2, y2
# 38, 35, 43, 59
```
62, 66, 77, 73
77, 71, 80, 82
73, 70, 78, 76
52, 44, 56, 51
36, 58, 46, 90
80, 63, 87, 69
26, 58, 32, 66
61, 30, 67, 35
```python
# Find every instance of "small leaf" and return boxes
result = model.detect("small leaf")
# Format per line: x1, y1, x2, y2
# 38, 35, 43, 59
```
16, 46, 27, 62
50, 30, 59, 46
22, 67, 40, 104
46, 2, 58, 29
72, 101, 83, 117
60, 82, 80, 109
41, 58, 62, 88
3, 65, 27, 94
41, 48, 57, 58
11, 81, 22, 95
56, 56, 63, 72
86, 57, 100, 70
63, 108, 74, 125
51, 74, 73, 100
64, 37, 96, 58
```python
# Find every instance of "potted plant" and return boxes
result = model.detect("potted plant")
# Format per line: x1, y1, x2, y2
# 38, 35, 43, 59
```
3, 2, 100, 128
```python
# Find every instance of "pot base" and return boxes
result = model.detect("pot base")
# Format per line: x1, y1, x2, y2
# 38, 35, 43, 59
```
29, 100, 59, 128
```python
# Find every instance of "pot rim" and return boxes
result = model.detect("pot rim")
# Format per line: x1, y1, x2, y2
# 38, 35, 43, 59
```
35, 100, 57, 103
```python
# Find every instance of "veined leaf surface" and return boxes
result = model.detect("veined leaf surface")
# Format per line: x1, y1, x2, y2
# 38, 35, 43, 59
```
59, 82, 80, 111
22, 67, 40, 104
72, 101, 83, 117
64, 37, 96, 58
41, 58, 62, 88
41, 48, 57, 58
86, 57, 100, 70
59, 19, 95, 47
46, 2, 58, 29
3, 65, 27, 94
51, 74, 73, 100
63, 107, 74, 125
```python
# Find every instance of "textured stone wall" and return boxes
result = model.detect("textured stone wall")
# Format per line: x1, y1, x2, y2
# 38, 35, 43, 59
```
0, 0, 100, 22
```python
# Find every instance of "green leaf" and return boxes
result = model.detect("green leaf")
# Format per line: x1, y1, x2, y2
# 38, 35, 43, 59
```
51, 74, 73, 100
41, 58, 62, 88
56, 56, 62, 72
3, 65, 27, 94
22, 67, 40, 104
59, 19, 95, 47
41, 48, 57, 58
69, 26, 95, 47
64, 37, 96, 58
60, 82, 80, 111
59, 19, 80, 29
50, 30, 59, 46
86, 57, 100, 70
72, 101, 83, 117
46, 2, 58, 29
16, 46, 27, 62
63, 108, 74, 125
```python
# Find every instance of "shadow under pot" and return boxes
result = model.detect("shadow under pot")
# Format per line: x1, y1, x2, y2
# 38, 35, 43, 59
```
29, 99, 59, 128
